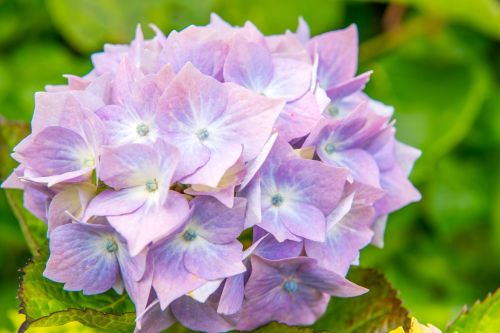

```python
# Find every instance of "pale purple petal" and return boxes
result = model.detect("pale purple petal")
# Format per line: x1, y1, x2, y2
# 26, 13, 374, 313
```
16, 126, 95, 181
151, 241, 207, 309
218, 83, 284, 161
135, 301, 176, 333
308, 24, 359, 90
223, 40, 274, 92
217, 273, 245, 315
183, 240, 246, 280
263, 56, 312, 101
47, 184, 96, 235
326, 71, 372, 101
189, 197, 246, 244
109, 191, 190, 256
253, 227, 303, 260
172, 296, 236, 333
44, 223, 119, 295
276, 92, 322, 142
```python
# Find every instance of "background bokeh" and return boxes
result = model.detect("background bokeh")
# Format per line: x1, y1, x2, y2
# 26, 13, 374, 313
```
0, 0, 498, 331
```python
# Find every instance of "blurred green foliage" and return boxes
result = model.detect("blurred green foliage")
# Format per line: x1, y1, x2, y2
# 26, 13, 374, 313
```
0, 0, 498, 331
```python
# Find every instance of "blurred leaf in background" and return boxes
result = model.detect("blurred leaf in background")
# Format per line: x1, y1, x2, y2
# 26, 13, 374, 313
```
0, 0, 498, 331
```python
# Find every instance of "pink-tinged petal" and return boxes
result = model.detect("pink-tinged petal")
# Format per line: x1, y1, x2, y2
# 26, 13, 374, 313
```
218, 83, 285, 160
31, 90, 104, 135
157, 63, 227, 178
154, 63, 176, 92
318, 148, 380, 187
308, 24, 359, 90
84, 187, 147, 218
181, 141, 242, 188
375, 165, 421, 216
44, 223, 119, 295
16, 126, 94, 180
183, 240, 246, 280
151, 242, 207, 309
96, 105, 143, 146
159, 62, 228, 128
223, 40, 274, 92
276, 92, 322, 142
190, 197, 246, 244
172, 296, 236, 333
263, 56, 312, 101
265, 32, 309, 61
218, 273, 245, 315
109, 191, 190, 256
161, 28, 228, 80
99, 143, 160, 189
47, 183, 96, 235
135, 301, 176, 333
326, 71, 372, 101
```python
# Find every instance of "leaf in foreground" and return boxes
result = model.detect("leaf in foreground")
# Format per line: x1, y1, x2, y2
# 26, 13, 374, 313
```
312, 267, 410, 333
447, 288, 500, 333
18, 253, 136, 332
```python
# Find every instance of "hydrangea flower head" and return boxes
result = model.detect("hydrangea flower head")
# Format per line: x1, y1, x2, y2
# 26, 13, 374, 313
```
2, 14, 421, 332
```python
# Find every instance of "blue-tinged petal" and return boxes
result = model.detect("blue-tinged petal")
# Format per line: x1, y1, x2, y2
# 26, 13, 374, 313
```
172, 295, 236, 333
189, 196, 246, 244
151, 240, 207, 310
217, 273, 245, 315
135, 300, 175, 333
44, 223, 119, 295
253, 226, 303, 260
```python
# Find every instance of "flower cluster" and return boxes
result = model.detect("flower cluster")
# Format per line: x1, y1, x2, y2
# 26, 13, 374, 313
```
2, 14, 421, 332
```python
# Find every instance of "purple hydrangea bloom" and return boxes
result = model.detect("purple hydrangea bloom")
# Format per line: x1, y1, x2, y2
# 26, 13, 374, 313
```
84, 139, 189, 255
237, 255, 367, 330
150, 197, 246, 309
243, 139, 348, 242
2, 14, 422, 332
44, 222, 152, 317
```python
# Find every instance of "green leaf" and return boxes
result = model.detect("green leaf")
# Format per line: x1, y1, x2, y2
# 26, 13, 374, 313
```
213, 0, 343, 35
391, 0, 500, 40
253, 322, 326, 333
45, 0, 213, 53
362, 29, 490, 183
0, 120, 47, 254
448, 289, 500, 333
313, 267, 410, 333
19, 253, 136, 332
